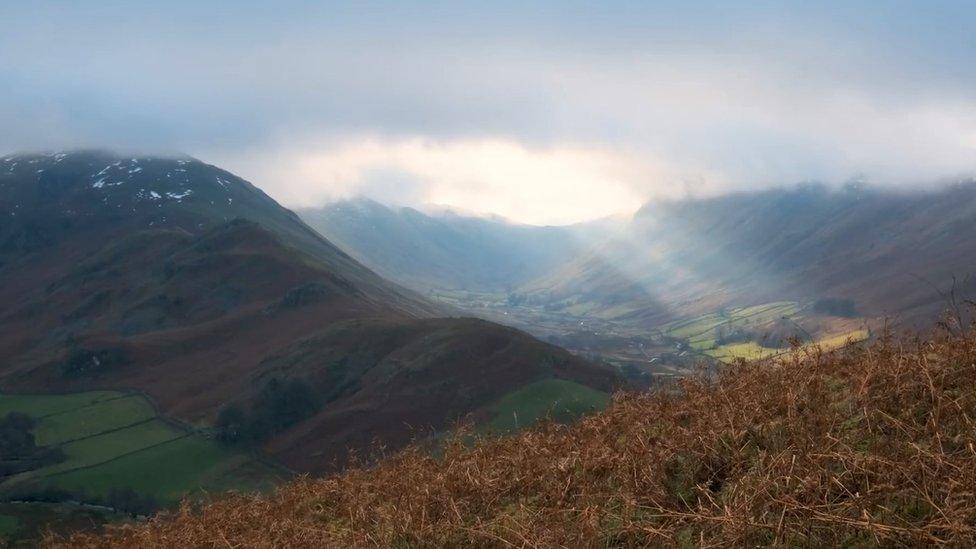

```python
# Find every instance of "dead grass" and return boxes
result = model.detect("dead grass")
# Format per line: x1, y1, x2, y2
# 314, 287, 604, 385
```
53, 327, 976, 547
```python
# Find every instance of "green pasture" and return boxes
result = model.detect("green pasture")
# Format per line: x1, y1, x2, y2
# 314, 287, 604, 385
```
488, 379, 610, 433
0, 391, 283, 506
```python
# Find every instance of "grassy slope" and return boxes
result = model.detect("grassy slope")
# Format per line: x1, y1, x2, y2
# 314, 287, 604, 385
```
0, 514, 17, 537
0, 392, 281, 505
705, 328, 870, 362
60, 328, 976, 547
487, 379, 610, 433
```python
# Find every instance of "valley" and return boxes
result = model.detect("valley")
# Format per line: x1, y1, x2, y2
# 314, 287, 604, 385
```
7, 4, 975, 544
0, 154, 969, 544
302, 197, 896, 383
423, 288, 871, 376
0, 152, 624, 542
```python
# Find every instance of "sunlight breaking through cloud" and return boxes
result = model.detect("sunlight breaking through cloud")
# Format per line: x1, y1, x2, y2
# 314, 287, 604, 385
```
225, 137, 708, 225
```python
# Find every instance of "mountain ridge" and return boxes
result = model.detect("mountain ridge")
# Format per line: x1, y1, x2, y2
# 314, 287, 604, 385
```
298, 197, 619, 294
0, 151, 621, 474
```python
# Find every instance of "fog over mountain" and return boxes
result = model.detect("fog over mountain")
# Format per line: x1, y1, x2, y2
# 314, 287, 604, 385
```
308, 181, 976, 359
299, 198, 622, 293
4, 2, 976, 223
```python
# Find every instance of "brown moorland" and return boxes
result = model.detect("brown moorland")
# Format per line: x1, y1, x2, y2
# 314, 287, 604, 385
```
56, 324, 976, 547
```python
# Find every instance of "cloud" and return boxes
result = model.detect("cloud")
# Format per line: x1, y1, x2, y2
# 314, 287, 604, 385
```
215, 137, 686, 225
2, 2, 976, 222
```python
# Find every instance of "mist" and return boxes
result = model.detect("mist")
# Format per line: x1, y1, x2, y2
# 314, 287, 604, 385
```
3, 1, 975, 223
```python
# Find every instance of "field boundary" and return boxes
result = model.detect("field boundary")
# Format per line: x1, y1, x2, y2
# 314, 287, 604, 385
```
30, 433, 194, 483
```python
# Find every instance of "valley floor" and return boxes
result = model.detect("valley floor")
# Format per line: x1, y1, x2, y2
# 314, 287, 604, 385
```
431, 289, 873, 384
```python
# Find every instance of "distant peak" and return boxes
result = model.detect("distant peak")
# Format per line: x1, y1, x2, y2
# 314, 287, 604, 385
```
316, 196, 392, 214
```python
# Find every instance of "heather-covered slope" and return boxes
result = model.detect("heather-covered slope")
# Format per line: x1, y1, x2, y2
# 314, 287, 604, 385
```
261, 317, 616, 473
0, 151, 619, 472
60, 326, 976, 547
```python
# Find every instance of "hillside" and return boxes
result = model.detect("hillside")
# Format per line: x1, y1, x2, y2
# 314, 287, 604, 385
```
299, 199, 671, 375
306, 187, 976, 380
529, 182, 976, 326
58, 326, 976, 547
313, 183, 976, 334
298, 198, 610, 293
0, 152, 620, 478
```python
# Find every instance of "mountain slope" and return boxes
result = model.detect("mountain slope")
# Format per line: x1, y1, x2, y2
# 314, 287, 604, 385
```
304, 185, 976, 374
0, 151, 619, 473
0, 152, 430, 314
61, 329, 976, 547
298, 198, 610, 293
526, 182, 976, 326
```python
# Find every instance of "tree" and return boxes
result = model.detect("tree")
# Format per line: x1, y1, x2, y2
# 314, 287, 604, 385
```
215, 405, 248, 444
0, 413, 64, 477
0, 412, 37, 458
215, 378, 321, 446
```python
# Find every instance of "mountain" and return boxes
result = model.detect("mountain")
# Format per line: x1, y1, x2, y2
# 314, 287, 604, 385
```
0, 151, 619, 474
298, 198, 614, 293
297, 198, 665, 365
530, 182, 976, 326
301, 184, 976, 376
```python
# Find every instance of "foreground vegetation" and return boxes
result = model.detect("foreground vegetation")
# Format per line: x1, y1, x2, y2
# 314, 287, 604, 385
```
57, 324, 976, 547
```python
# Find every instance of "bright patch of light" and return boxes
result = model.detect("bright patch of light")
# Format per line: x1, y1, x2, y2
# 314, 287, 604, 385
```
229, 137, 697, 225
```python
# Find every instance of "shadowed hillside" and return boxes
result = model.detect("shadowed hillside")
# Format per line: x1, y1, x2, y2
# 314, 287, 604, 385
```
300, 198, 672, 365
57, 325, 976, 547
299, 198, 614, 293
0, 152, 620, 475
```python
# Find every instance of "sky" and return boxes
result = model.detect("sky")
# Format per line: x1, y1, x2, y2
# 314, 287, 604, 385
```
2, 1, 975, 224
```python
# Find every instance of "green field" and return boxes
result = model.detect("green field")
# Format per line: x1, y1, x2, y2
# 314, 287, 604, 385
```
815, 329, 870, 351
0, 513, 18, 537
42, 436, 269, 501
33, 395, 157, 446
658, 301, 870, 364
0, 391, 283, 505
704, 328, 871, 363
38, 419, 182, 476
704, 341, 781, 362
488, 379, 610, 433
661, 301, 802, 345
